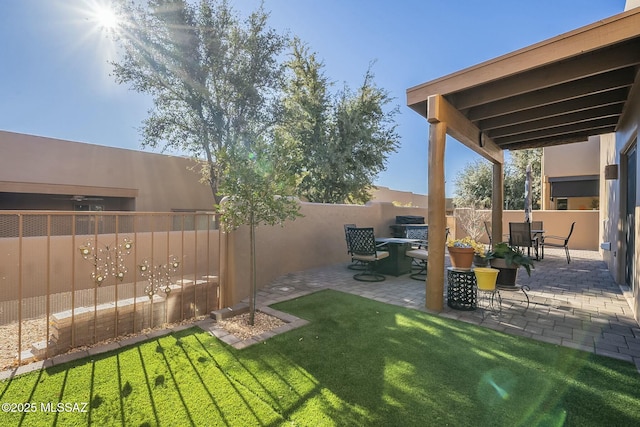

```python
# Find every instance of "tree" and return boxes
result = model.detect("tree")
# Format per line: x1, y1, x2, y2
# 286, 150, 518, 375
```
218, 141, 300, 325
453, 159, 494, 208
273, 38, 332, 196
453, 148, 542, 209
110, 0, 287, 209
275, 40, 400, 204
505, 149, 542, 210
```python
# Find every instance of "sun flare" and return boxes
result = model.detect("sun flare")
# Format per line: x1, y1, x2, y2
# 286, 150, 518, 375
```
91, 3, 119, 30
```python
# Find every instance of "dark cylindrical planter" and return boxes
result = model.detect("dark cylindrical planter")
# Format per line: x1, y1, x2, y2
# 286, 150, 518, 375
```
495, 267, 518, 287
490, 258, 519, 287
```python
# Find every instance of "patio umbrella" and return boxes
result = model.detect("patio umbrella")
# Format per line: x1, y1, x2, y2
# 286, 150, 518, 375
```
524, 164, 532, 222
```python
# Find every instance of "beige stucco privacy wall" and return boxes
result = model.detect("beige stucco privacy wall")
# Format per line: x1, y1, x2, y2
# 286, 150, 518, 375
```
0, 131, 214, 212
455, 209, 599, 251
220, 201, 428, 306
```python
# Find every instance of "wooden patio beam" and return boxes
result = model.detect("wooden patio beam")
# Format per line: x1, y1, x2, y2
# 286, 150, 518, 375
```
428, 95, 504, 165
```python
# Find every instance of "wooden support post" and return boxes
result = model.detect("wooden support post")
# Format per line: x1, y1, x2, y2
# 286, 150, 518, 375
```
492, 162, 504, 245
426, 121, 447, 312
424, 94, 505, 312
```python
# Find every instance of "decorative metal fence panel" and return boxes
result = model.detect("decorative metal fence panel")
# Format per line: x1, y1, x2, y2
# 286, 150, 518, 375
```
0, 212, 219, 369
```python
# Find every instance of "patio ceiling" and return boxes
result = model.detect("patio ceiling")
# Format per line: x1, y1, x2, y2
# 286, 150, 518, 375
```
407, 7, 640, 152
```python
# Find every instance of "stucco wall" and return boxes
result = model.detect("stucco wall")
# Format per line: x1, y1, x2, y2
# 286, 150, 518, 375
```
541, 138, 600, 210
0, 131, 214, 212
600, 133, 619, 278
453, 209, 599, 251
371, 186, 428, 208
221, 201, 428, 306
542, 139, 600, 178
602, 67, 640, 322
626, 0, 640, 11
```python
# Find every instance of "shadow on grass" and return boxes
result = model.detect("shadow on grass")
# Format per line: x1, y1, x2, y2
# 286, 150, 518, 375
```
1, 289, 639, 426
266, 289, 640, 426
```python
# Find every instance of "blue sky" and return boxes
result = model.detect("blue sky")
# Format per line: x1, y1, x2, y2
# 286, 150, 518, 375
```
0, 0, 627, 196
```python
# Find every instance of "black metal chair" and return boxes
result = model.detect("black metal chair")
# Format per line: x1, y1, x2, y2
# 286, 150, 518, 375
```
530, 220, 544, 258
484, 221, 493, 249
344, 224, 366, 270
405, 225, 428, 280
485, 220, 509, 249
509, 222, 539, 260
542, 222, 575, 263
346, 227, 389, 282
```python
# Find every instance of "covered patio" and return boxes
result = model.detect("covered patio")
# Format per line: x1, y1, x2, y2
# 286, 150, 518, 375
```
405, 8, 640, 312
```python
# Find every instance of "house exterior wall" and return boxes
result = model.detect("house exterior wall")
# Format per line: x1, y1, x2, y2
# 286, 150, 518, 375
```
371, 186, 428, 208
626, 0, 640, 11
602, 69, 640, 322
541, 138, 600, 210
0, 131, 214, 212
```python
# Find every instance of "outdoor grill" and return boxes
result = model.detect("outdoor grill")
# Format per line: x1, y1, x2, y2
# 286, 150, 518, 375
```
389, 215, 425, 238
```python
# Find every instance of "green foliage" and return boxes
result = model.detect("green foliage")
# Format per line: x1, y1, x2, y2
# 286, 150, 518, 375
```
454, 148, 542, 209
504, 148, 542, 209
217, 142, 300, 232
485, 242, 535, 276
217, 141, 300, 324
111, 3, 397, 207
453, 159, 494, 208
275, 39, 400, 204
111, 0, 287, 204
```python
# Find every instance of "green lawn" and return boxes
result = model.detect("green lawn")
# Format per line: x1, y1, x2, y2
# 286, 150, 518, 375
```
1, 289, 639, 426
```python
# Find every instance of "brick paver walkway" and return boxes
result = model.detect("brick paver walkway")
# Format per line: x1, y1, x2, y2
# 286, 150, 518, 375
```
254, 248, 640, 372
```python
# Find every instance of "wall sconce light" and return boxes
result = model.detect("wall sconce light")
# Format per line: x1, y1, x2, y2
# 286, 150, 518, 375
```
604, 164, 618, 180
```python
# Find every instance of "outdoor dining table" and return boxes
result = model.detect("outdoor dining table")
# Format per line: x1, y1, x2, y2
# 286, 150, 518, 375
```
375, 237, 420, 276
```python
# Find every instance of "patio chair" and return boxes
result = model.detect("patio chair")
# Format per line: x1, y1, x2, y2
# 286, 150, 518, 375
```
530, 220, 544, 258
509, 222, 539, 260
346, 227, 389, 282
405, 225, 428, 280
541, 222, 575, 263
485, 221, 509, 249
484, 221, 493, 248
344, 224, 366, 270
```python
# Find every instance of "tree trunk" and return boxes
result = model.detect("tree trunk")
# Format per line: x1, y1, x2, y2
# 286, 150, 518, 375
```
249, 214, 256, 325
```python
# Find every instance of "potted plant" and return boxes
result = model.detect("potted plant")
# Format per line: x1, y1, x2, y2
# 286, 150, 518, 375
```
447, 237, 485, 270
485, 242, 535, 287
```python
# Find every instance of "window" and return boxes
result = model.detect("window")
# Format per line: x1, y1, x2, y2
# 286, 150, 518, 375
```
556, 198, 568, 210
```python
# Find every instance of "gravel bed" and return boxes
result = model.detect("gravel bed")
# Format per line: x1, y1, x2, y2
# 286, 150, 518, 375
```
0, 318, 48, 370
0, 315, 210, 372
217, 311, 285, 340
